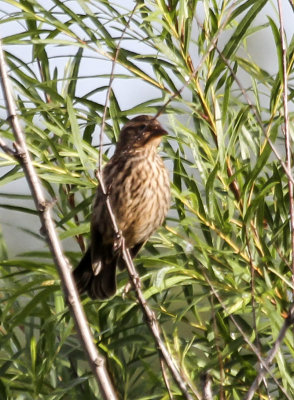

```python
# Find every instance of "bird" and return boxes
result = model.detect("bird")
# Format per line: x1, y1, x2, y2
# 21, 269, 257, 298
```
73, 115, 170, 299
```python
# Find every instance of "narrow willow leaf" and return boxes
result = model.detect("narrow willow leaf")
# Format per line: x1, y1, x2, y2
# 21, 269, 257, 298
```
223, 0, 267, 59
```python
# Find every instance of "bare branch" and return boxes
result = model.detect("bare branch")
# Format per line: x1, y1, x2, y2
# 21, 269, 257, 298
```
201, 373, 213, 400
0, 40, 117, 400
96, 171, 199, 400
244, 305, 294, 400
0, 137, 16, 158
160, 358, 175, 400
95, 5, 198, 398
201, 270, 292, 400
277, 0, 294, 293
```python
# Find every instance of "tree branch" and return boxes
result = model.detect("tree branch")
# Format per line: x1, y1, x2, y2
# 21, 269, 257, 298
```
96, 171, 199, 400
201, 268, 294, 400
243, 3, 294, 397
244, 305, 294, 400
0, 39, 118, 400
195, 12, 294, 186
277, 0, 294, 294
96, 5, 198, 399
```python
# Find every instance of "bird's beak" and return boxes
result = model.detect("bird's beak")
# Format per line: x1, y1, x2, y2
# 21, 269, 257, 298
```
143, 126, 167, 146
150, 126, 168, 137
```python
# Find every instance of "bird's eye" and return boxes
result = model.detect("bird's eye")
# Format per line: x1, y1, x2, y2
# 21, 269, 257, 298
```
139, 124, 146, 130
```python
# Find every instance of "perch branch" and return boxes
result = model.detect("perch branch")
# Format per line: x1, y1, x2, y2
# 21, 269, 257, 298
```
0, 40, 117, 400
96, 171, 199, 400
96, 5, 198, 399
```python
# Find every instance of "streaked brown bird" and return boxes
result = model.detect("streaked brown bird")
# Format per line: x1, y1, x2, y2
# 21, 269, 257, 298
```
74, 115, 170, 299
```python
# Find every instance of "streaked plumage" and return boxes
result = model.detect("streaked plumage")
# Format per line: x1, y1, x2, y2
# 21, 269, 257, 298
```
74, 115, 170, 299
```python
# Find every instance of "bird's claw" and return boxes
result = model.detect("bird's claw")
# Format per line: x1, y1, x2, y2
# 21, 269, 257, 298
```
113, 231, 123, 252
122, 276, 141, 299
122, 281, 132, 299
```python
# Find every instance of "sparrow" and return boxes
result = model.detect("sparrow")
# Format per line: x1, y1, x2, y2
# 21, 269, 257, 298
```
73, 115, 170, 299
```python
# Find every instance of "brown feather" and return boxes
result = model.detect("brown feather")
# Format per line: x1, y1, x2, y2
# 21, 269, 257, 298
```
74, 115, 170, 299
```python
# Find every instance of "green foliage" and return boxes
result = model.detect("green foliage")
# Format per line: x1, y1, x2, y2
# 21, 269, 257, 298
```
0, 0, 294, 399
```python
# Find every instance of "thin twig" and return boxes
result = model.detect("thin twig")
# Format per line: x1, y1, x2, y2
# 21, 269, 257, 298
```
96, 171, 199, 400
96, 5, 197, 399
244, 304, 294, 400
0, 40, 117, 400
194, 14, 294, 186
210, 296, 225, 400
0, 138, 16, 158
160, 357, 175, 400
245, 233, 260, 349
201, 270, 292, 400
277, 0, 294, 295
245, 232, 271, 398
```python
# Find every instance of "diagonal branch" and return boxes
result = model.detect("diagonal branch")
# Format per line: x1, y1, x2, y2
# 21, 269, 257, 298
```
96, 5, 199, 400
244, 305, 294, 400
96, 170, 200, 400
202, 270, 293, 400
0, 40, 117, 400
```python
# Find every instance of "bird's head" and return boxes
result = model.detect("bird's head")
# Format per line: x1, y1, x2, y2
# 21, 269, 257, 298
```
115, 115, 167, 153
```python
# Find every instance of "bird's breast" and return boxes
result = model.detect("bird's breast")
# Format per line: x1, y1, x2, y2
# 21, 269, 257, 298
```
107, 154, 170, 247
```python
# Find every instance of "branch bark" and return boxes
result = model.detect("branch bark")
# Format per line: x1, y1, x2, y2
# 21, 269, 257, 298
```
277, 0, 294, 294
96, 5, 199, 399
96, 171, 200, 400
202, 270, 293, 400
0, 40, 117, 400
244, 305, 294, 400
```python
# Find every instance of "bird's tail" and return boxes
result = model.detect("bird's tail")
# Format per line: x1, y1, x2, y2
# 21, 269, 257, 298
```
73, 247, 117, 299
73, 247, 93, 294
89, 261, 117, 299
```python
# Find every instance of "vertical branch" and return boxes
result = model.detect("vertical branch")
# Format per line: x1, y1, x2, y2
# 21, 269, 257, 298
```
210, 296, 225, 400
160, 358, 175, 400
245, 231, 265, 397
0, 40, 117, 400
245, 233, 260, 347
277, 0, 294, 294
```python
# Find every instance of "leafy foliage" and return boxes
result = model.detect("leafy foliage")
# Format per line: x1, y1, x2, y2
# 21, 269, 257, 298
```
0, 0, 294, 399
